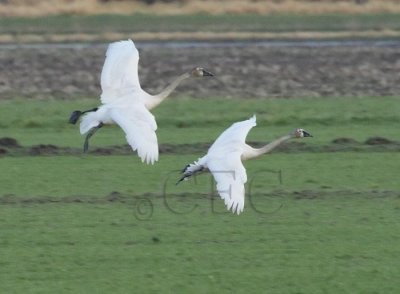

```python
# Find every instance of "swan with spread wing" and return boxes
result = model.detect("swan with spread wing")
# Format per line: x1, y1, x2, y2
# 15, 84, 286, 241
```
69, 39, 213, 164
177, 115, 312, 214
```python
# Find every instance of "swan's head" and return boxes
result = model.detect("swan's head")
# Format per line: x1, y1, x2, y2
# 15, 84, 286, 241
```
293, 128, 313, 138
190, 67, 214, 78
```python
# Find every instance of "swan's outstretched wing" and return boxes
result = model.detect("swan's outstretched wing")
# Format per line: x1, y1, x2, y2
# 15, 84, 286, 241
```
208, 115, 256, 155
207, 153, 247, 214
100, 39, 141, 104
110, 104, 158, 164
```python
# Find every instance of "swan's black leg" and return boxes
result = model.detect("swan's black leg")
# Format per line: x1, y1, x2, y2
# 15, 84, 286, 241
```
83, 122, 104, 153
69, 107, 98, 124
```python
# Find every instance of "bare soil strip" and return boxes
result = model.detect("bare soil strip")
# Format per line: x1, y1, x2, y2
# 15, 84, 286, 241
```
0, 137, 399, 157
0, 189, 397, 205
2, 44, 400, 99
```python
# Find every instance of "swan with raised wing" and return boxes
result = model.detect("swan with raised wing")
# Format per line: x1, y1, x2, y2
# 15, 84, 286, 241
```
69, 39, 213, 164
177, 115, 312, 214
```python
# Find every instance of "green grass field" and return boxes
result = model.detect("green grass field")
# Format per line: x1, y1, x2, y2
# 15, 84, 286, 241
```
2, 13, 400, 36
1, 96, 400, 293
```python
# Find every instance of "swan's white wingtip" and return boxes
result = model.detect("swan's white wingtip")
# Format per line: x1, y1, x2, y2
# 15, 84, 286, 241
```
225, 200, 244, 215
248, 114, 257, 126
140, 153, 158, 165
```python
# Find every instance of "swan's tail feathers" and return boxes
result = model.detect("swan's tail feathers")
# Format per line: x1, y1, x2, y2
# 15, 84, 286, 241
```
80, 112, 101, 135
176, 158, 205, 185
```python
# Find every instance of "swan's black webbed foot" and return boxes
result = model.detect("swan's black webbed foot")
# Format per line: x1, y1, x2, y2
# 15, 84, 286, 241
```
69, 107, 98, 125
69, 111, 82, 124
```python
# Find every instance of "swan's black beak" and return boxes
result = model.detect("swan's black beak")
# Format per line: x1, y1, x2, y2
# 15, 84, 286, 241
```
202, 69, 214, 77
303, 131, 313, 137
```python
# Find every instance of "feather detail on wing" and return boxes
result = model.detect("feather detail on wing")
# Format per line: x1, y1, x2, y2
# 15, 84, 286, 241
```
208, 115, 256, 155
110, 104, 158, 164
100, 39, 141, 104
207, 154, 247, 214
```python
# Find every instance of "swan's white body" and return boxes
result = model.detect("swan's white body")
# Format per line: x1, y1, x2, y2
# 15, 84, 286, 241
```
180, 116, 311, 214
183, 116, 257, 214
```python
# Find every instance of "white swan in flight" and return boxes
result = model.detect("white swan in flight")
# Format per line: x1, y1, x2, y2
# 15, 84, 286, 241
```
69, 39, 213, 164
177, 115, 312, 214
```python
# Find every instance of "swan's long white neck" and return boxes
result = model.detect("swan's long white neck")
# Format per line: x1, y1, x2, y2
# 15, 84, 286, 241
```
242, 134, 293, 160
146, 72, 190, 109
